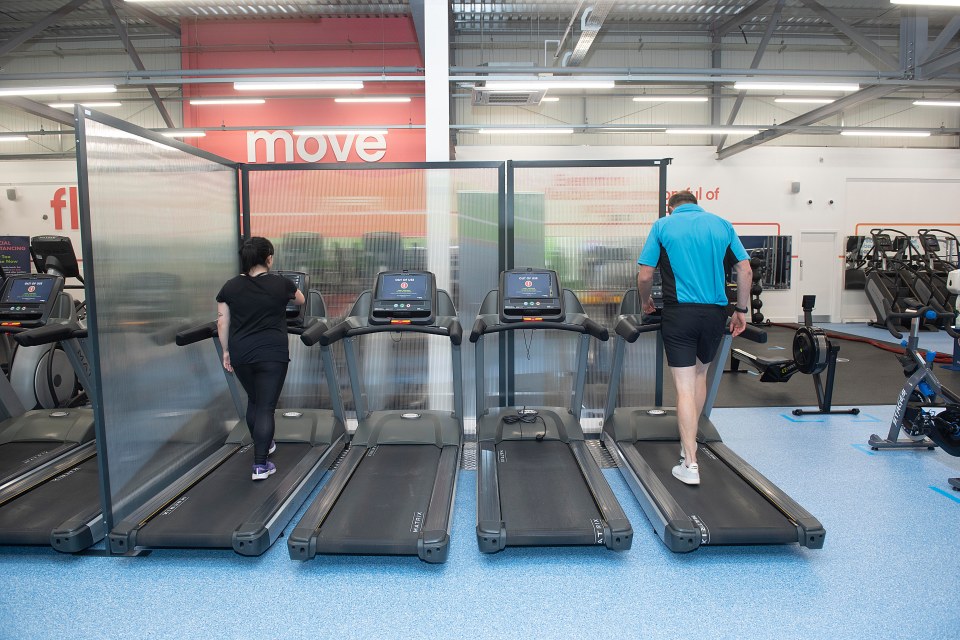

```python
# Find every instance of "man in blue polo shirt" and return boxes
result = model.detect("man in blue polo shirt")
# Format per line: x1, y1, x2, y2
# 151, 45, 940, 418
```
637, 190, 752, 485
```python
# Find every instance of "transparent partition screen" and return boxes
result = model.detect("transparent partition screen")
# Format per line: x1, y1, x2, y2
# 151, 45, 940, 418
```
79, 116, 239, 524
245, 165, 503, 420
509, 162, 667, 416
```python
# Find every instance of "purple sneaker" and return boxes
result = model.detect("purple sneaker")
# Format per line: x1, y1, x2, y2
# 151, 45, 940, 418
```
268, 440, 277, 456
252, 461, 276, 481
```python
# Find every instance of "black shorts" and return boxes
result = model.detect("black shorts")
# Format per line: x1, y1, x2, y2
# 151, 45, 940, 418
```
660, 304, 728, 367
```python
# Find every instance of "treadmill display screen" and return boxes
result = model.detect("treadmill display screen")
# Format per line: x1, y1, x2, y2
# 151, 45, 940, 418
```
277, 270, 308, 326
377, 274, 429, 301
500, 270, 563, 322
504, 272, 556, 299
370, 271, 436, 325
2, 278, 56, 303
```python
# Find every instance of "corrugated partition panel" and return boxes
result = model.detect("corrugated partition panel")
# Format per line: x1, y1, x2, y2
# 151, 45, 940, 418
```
78, 115, 239, 525
510, 162, 667, 418
245, 165, 503, 421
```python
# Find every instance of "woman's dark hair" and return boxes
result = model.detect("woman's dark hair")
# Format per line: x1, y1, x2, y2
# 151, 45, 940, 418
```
667, 190, 698, 209
239, 236, 274, 274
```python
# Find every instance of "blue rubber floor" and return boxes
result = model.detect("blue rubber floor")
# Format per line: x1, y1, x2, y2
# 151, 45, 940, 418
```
822, 322, 958, 356
1, 406, 959, 640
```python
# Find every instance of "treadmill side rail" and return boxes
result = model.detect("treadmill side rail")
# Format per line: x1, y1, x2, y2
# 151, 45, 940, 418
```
417, 443, 460, 563
708, 442, 826, 549
568, 440, 632, 550
476, 441, 506, 553
51, 509, 105, 553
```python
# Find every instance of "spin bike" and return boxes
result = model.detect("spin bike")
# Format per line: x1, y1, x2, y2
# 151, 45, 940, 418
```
868, 302, 960, 490
729, 295, 859, 416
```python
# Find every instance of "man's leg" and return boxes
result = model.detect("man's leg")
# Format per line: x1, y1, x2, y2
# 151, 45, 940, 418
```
670, 364, 700, 466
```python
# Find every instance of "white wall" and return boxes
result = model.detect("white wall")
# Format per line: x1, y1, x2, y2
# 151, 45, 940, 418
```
456, 144, 960, 323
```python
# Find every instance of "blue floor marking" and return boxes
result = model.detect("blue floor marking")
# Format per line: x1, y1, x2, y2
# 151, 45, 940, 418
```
782, 414, 825, 423
854, 413, 881, 423
930, 486, 960, 504
851, 443, 877, 456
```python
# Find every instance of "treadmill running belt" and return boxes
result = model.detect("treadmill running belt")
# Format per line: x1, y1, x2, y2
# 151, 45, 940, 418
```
0, 456, 100, 545
136, 443, 313, 548
0, 442, 73, 485
496, 440, 602, 539
314, 445, 442, 554
632, 441, 798, 545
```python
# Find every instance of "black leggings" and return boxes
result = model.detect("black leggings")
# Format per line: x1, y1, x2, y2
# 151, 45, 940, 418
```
232, 360, 288, 465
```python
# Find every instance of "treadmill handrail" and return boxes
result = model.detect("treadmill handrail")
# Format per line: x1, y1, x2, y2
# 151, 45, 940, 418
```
299, 318, 335, 346
614, 313, 768, 344
320, 316, 463, 346
470, 312, 608, 343
175, 321, 217, 346
12, 321, 86, 346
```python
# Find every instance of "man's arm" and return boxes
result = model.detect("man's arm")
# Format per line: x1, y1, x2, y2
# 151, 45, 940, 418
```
637, 265, 656, 314
730, 259, 752, 336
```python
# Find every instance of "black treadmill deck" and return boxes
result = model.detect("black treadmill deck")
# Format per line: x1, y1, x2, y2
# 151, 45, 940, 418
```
0, 442, 76, 486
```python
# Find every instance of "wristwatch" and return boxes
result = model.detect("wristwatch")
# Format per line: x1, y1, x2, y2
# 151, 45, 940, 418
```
734, 305, 749, 313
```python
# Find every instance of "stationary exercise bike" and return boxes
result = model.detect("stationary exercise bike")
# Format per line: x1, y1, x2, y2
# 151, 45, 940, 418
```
867, 302, 960, 490
729, 295, 859, 416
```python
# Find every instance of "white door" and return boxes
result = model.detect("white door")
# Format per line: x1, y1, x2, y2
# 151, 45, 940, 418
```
798, 231, 839, 323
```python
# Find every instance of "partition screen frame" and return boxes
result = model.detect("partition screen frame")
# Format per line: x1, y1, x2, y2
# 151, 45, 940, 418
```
505, 158, 671, 407
75, 107, 240, 534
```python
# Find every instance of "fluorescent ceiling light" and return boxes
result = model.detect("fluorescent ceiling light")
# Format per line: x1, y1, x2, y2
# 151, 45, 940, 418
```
234, 80, 363, 91
540, 97, 560, 102
913, 100, 960, 107
774, 98, 836, 104
666, 128, 761, 135
596, 127, 667, 132
633, 96, 708, 102
0, 85, 116, 97
840, 129, 930, 137
161, 130, 207, 138
477, 128, 575, 134
734, 82, 859, 92
334, 97, 411, 103
483, 80, 614, 90
891, 0, 960, 6
292, 129, 388, 136
48, 101, 122, 108
190, 98, 266, 105
0, 135, 29, 142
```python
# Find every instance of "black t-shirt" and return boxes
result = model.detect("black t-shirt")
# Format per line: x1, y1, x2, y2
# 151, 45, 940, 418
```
216, 273, 296, 364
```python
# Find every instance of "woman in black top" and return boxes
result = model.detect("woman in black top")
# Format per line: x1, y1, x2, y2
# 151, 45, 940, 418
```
216, 237, 304, 480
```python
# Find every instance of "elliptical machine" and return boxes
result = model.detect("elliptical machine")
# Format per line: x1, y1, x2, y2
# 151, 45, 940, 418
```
868, 302, 960, 490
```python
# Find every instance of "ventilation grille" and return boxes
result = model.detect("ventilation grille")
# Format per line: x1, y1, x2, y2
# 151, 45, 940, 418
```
472, 88, 546, 106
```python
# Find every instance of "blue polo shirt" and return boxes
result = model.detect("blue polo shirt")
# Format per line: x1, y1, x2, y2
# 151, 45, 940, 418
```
638, 203, 749, 306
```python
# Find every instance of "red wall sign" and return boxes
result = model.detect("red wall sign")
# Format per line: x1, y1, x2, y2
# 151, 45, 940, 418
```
180, 18, 426, 164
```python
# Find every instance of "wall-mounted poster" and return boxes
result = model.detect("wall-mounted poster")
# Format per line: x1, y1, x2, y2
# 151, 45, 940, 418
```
0, 236, 31, 281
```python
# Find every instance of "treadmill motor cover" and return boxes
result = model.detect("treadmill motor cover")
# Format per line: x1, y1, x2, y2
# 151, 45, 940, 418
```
499, 269, 563, 322
370, 271, 436, 325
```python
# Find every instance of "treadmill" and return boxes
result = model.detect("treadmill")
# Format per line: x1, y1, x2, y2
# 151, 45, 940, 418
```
473, 268, 632, 553
109, 272, 346, 556
287, 270, 462, 563
0, 272, 105, 552
602, 289, 826, 552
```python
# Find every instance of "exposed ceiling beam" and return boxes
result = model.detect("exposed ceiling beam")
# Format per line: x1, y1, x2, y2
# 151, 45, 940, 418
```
900, 13, 927, 75
922, 16, 960, 65
716, 84, 899, 160
101, 0, 174, 128
0, 97, 75, 127
922, 47, 960, 79
116, 1, 180, 39
564, 2, 616, 66
409, 0, 425, 63
0, 0, 93, 59
713, 0, 771, 38
798, 0, 900, 71
719, 0, 785, 152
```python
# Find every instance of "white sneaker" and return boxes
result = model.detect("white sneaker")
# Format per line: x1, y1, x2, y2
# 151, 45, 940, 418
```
672, 462, 700, 485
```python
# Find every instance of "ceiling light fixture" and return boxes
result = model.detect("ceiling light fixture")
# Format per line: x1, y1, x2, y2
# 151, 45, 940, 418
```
0, 85, 116, 97
774, 98, 836, 104
483, 80, 615, 90
48, 101, 122, 108
234, 80, 364, 91
840, 129, 931, 137
334, 97, 411, 103
291, 129, 389, 136
476, 128, 575, 134
913, 100, 960, 107
189, 98, 266, 105
632, 96, 709, 103
540, 97, 560, 102
161, 130, 207, 138
666, 128, 762, 135
734, 82, 859, 92
0, 135, 29, 142
890, 0, 960, 7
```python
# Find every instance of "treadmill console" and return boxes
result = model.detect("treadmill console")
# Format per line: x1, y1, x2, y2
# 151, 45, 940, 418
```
0, 273, 65, 329
277, 270, 309, 327
30, 235, 81, 278
370, 270, 436, 325
499, 268, 564, 323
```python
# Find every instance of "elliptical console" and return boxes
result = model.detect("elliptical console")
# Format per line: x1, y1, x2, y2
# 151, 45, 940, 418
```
0, 274, 65, 329
369, 270, 436, 325
499, 268, 564, 323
